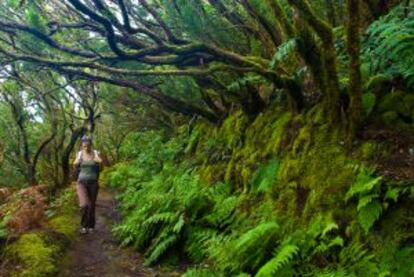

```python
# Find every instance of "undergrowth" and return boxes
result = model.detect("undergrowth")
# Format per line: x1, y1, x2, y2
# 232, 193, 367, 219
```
2, 187, 77, 277
105, 108, 414, 276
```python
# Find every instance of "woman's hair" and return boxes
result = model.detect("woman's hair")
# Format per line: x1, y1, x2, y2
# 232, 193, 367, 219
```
81, 135, 92, 144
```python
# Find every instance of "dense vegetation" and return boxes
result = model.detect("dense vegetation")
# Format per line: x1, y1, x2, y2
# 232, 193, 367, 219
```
0, 0, 413, 276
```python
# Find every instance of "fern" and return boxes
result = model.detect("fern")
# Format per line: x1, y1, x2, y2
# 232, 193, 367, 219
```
234, 222, 279, 253
144, 233, 179, 266
391, 246, 414, 276
338, 240, 378, 275
269, 39, 297, 70
321, 222, 339, 239
226, 75, 264, 94
255, 244, 298, 277
212, 222, 280, 273
203, 195, 238, 228
363, 6, 414, 87
346, 166, 384, 234
358, 202, 383, 234
251, 159, 280, 193
345, 166, 382, 201
143, 212, 178, 226
184, 227, 218, 262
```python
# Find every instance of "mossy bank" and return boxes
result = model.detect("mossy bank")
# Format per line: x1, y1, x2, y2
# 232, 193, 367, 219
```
2, 188, 78, 277
105, 104, 414, 276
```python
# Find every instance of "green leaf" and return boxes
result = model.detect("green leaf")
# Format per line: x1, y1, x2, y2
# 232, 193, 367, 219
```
255, 244, 298, 277
251, 159, 280, 193
362, 93, 376, 116
384, 187, 401, 202
321, 222, 339, 239
357, 194, 379, 211
358, 201, 383, 234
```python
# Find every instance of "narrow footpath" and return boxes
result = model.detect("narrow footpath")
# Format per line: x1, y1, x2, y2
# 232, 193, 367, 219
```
59, 189, 179, 277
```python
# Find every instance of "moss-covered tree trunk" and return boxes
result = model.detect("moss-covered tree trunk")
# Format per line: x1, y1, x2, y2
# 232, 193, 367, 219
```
325, 0, 338, 26
347, 0, 363, 131
288, 0, 341, 122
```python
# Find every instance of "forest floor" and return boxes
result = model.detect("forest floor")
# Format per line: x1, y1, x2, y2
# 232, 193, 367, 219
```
58, 189, 181, 277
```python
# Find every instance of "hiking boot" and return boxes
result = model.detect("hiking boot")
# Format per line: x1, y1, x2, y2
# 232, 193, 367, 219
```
87, 228, 94, 233
80, 227, 88, 234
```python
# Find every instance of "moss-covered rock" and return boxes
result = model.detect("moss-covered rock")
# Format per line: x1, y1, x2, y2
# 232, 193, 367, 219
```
378, 91, 414, 125
382, 111, 400, 127
6, 232, 59, 277
49, 214, 77, 241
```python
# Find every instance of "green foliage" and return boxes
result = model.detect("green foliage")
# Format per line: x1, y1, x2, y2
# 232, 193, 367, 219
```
227, 75, 264, 94
255, 244, 298, 277
160, 0, 248, 51
25, 4, 47, 34
47, 188, 78, 240
251, 159, 280, 193
108, 130, 219, 265
0, 215, 9, 239
104, 104, 413, 276
233, 222, 279, 266
182, 268, 225, 277
377, 91, 414, 126
269, 39, 297, 70
362, 93, 376, 116
6, 232, 59, 276
345, 166, 383, 234
364, 6, 414, 87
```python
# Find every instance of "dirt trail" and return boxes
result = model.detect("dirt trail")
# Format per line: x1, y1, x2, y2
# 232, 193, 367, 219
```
59, 189, 166, 277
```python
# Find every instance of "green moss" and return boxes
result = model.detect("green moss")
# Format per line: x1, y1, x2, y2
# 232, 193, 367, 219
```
244, 110, 293, 157
379, 91, 414, 119
6, 232, 59, 277
274, 121, 355, 223
185, 128, 200, 154
359, 141, 379, 160
198, 163, 227, 184
381, 111, 400, 127
220, 110, 247, 149
2, 187, 78, 277
292, 126, 311, 155
49, 214, 77, 240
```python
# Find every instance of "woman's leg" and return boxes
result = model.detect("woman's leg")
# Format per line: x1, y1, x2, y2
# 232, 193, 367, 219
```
76, 181, 90, 228
86, 181, 99, 228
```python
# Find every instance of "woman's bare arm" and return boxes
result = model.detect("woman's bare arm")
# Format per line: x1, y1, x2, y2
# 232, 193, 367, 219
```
94, 150, 103, 163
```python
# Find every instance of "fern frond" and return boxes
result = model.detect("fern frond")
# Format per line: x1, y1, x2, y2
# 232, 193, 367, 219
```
204, 195, 238, 228
345, 167, 382, 201
143, 212, 177, 226
251, 159, 280, 193
269, 39, 297, 70
172, 214, 185, 233
234, 222, 279, 252
357, 194, 379, 211
363, 6, 414, 88
144, 234, 178, 266
358, 201, 383, 234
255, 244, 298, 277
321, 222, 339, 239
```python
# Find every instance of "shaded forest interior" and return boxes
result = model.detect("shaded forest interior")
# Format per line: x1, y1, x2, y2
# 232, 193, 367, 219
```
0, 0, 414, 276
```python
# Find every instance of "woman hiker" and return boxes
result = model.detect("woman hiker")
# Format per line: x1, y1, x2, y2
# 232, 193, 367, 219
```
73, 135, 103, 234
